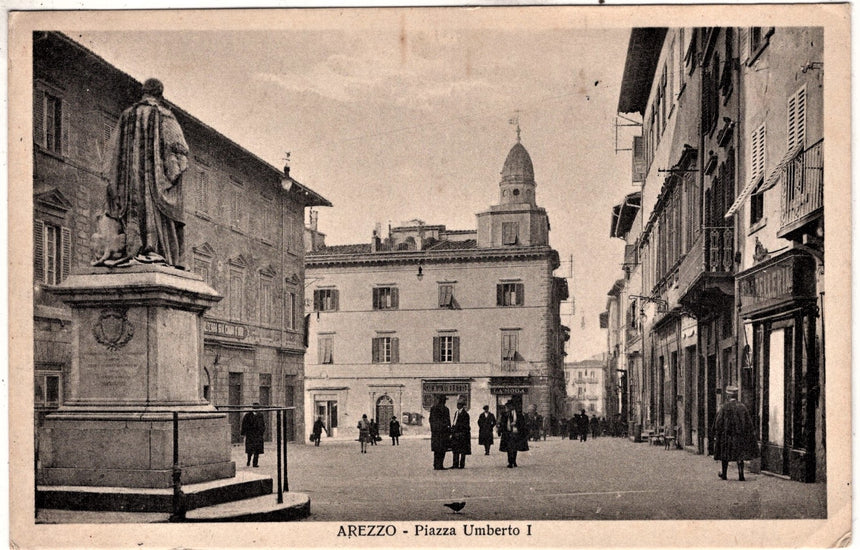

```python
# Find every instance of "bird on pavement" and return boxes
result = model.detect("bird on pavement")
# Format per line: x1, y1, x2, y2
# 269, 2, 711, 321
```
444, 501, 466, 514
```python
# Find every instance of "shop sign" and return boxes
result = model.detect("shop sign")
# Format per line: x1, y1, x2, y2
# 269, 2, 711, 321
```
204, 320, 247, 339
490, 386, 529, 395
738, 252, 816, 316
422, 381, 471, 409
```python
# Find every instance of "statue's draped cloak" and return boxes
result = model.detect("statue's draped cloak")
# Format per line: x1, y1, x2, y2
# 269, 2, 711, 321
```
105, 97, 188, 266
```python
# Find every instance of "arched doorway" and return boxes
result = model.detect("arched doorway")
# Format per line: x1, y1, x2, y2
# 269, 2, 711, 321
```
376, 395, 394, 435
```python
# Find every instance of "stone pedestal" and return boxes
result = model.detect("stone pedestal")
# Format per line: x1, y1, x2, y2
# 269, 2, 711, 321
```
38, 265, 235, 488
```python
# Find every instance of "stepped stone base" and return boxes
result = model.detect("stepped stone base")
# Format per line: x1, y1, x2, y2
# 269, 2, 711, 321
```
184, 494, 310, 522
37, 471, 273, 513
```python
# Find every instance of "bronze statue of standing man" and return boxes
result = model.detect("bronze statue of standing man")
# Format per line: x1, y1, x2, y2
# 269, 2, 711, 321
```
95, 78, 189, 268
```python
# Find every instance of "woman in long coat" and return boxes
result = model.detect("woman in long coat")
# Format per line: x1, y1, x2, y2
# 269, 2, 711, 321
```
498, 401, 529, 468
240, 404, 266, 467
713, 386, 759, 481
477, 405, 496, 455
450, 395, 471, 469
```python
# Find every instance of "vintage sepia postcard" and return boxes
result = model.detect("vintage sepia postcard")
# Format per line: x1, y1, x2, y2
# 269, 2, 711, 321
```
8, 4, 851, 548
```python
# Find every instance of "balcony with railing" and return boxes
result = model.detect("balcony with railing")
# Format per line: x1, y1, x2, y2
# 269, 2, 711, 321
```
778, 139, 823, 239
677, 226, 735, 315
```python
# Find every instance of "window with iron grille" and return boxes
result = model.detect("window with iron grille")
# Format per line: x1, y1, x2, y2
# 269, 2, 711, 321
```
496, 283, 524, 307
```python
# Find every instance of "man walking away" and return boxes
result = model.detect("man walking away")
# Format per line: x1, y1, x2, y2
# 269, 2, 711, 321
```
240, 403, 266, 467
429, 394, 452, 470
590, 414, 600, 439
578, 410, 589, 442
389, 415, 401, 445
312, 416, 328, 446
477, 405, 496, 455
713, 386, 759, 481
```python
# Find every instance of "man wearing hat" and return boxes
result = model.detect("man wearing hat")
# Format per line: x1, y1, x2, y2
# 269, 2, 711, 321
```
429, 394, 452, 470
240, 402, 266, 467
477, 405, 497, 455
713, 386, 759, 481
450, 395, 472, 469
498, 400, 529, 468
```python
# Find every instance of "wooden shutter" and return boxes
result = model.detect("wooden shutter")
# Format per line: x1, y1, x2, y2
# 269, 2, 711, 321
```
33, 89, 45, 147
391, 337, 399, 363
61, 99, 70, 157
438, 285, 446, 307
371, 338, 380, 363
788, 87, 807, 151
33, 220, 44, 284
332, 289, 339, 311
510, 332, 518, 360
452, 337, 460, 362
391, 287, 399, 309
496, 284, 504, 306
632, 136, 646, 182
372, 287, 379, 309
515, 284, 524, 306
313, 289, 321, 311
739, 27, 750, 65
60, 226, 71, 281
318, 338, 325, 363
433, 336, 441, 362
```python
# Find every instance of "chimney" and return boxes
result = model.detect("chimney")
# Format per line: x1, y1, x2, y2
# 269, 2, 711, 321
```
371, 229, 380, 252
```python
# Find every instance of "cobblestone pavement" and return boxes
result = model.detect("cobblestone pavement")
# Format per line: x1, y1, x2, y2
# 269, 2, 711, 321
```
235, 435, 827, 521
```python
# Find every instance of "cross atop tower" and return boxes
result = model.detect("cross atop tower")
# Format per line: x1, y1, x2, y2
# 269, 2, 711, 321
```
509, 111, 521, 143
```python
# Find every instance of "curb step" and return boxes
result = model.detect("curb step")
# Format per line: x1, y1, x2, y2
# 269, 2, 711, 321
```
183, 493, 310, 522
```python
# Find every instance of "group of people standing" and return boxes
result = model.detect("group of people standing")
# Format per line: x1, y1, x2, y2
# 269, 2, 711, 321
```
356, 414, 402, 453
430, 395, 529, 470
558, 410, 607, 441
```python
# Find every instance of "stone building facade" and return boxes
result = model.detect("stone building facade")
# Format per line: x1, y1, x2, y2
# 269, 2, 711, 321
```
606, 27, 825, 482
303, 141, 568, 441
33, 32, 329, 443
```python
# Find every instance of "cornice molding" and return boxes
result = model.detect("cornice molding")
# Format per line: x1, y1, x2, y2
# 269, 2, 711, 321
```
306, 246, 559, 269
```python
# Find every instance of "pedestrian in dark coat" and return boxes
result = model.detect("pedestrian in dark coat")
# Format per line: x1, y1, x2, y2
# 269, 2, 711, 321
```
389, 416, 401, 446
477, 405, 496, 455
577, 410, 589, 441
713, 386, 759, 481
590, 414, 600, 438
429, 394, 452, 470
312, 416, 328, 446
369, 419, 379, 445
450, 395, 472, 469
240, 403, 266, 467
498, 401, 529, 468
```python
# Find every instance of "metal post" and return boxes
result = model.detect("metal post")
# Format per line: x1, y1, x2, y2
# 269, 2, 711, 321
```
276, 409, 283, 504
169, 411, 186, 521
284, 409, 290, 492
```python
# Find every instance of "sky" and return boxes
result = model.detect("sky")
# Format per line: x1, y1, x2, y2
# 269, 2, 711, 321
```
72, 14, 636, 361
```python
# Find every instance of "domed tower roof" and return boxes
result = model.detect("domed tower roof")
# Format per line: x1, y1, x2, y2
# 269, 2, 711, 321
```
501, 142, 535, 184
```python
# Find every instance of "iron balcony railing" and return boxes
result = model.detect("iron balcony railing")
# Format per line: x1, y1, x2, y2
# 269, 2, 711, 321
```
673, 226, 734, 299
781, 139, 824, 231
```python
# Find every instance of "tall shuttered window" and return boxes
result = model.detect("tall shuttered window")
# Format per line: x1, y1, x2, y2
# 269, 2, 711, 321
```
33, 220, 70, 285
433, 335, 460, 363
372, 336, 399, 364
372, 287, 399, 310
497, 282, 524, 307
313, 289, 339, 311
787, 86, 807, 153
34, 87, 68, 155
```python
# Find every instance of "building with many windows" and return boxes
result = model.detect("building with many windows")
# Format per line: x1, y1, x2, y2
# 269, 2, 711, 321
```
303, 140, 568, 441
606, 27, 825, 482
563, 358, 606, 418
33, 32, 330, 444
